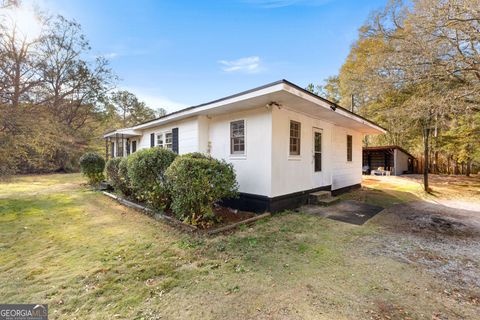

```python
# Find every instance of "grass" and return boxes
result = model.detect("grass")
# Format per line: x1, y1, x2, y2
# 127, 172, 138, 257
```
0, 173, 479, 319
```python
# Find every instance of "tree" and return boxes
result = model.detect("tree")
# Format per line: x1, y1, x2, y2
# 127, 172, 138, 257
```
0, 6, 43, 108
0, 5, 119, 175
332, 0, 480, 190
306, 76, 341, 104
109, 90, 162, 127
37, 16, 116, 131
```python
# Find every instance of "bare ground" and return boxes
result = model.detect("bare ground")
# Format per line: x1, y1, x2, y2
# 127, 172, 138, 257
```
348, 175, 480, 318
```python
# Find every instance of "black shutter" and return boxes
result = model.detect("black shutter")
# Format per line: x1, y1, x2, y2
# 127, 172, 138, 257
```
150, 133, 155, 147
172, 128, 179, 154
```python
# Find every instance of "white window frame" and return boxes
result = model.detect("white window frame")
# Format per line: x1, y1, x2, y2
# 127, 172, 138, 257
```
289, 120, 301, 158
164, 132, 173, 150
156, 131, 173, 150
313, 128, 323, 172
230, 119, 246, 159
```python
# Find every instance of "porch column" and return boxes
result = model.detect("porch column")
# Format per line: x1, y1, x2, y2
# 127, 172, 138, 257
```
121, 134, 125, 157
105, 137, 109, 161
115, 133, 118, 158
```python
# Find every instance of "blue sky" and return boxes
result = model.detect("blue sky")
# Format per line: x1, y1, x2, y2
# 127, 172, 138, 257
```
42, 0, 386, 112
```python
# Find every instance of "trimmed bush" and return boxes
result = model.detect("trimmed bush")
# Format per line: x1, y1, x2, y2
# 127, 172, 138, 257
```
105, 157, 132, 196
118, 157, 131, 195
166, 153, 238, 225
79, 152, 105, 186
127, 147, 177, 209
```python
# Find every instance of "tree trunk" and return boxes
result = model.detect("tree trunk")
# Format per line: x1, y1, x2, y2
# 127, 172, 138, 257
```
433, 115, 439, 174
423, 127, 430, 191
466, 160, 471, 177
454, 161, 459, 175
446, 156, 451, 175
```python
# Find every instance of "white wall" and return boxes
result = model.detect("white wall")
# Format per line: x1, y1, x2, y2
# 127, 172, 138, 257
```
197, 115, 210, 153
270, 106, 363, 195
137, 117, 199, 154
394, 149, 409, 175
271, 106, 334, 197
208, 107, 272, 196
331, 125, 363, 190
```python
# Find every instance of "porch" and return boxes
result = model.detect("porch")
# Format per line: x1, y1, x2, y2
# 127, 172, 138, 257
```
104, 129, 142, 160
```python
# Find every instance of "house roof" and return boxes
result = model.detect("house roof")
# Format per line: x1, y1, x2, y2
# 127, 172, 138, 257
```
363, 145, 415, 159
104, 79, 387, 138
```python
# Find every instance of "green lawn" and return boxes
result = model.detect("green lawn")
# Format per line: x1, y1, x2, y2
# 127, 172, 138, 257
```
0, 173, 478, 319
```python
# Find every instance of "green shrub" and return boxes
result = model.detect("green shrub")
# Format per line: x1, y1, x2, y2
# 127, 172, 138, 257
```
105, 158, 121, 184
105, 157, 132, 196
166, 153, 238, 225
79, 152, 105, 186
127, 147, 177, 209
118, 157, 131, 195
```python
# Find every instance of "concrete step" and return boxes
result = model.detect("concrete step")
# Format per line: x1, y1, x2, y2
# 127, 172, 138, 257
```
308, 191, 339, 206
310, 190, 332, 199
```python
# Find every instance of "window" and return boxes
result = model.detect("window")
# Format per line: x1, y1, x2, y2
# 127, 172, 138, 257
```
165, 132, 173, 150
314, 131, 322, 171
156, 133, 163, 148
289, 121, 301, 155
347, 135, 353, 162
230, 120, 245, 154
156, 131, 173, 150
117, 141, 124, 157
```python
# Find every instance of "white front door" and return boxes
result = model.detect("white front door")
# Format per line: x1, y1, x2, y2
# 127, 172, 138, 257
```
313, 128, 323, 186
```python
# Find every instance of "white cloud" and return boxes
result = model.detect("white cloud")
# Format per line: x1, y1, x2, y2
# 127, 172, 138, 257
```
219, 56, 263, 74
103, 52, 119, 59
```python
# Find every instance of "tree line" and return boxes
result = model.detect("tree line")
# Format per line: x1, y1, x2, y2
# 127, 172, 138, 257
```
308, 0, 480, 189
0, 1, 165, 177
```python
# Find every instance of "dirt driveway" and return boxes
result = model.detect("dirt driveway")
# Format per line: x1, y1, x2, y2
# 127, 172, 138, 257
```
341, 174, 480, 317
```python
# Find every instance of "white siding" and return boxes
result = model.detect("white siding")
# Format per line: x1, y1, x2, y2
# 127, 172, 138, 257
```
394, 149, 409, 175
208, 107, 272, 196
137, 117, 199, 154
197, 115, 210, 153
270, 106, 364, 195
331, 125, 363, 190
271, 107, 334, 197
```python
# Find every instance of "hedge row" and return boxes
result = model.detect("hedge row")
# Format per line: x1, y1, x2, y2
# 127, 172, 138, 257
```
86, 148, 238, 225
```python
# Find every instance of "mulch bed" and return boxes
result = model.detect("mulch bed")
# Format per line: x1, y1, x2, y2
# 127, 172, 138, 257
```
102, 191, 270, 235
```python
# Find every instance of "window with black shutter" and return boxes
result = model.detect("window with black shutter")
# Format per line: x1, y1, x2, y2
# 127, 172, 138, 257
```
172, 128, 179, 154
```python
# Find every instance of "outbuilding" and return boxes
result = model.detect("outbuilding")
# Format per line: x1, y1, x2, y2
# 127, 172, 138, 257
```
362, 145, 416, 176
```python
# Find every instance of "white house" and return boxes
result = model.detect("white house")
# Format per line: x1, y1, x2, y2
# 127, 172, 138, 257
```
104, 80, 386, 212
